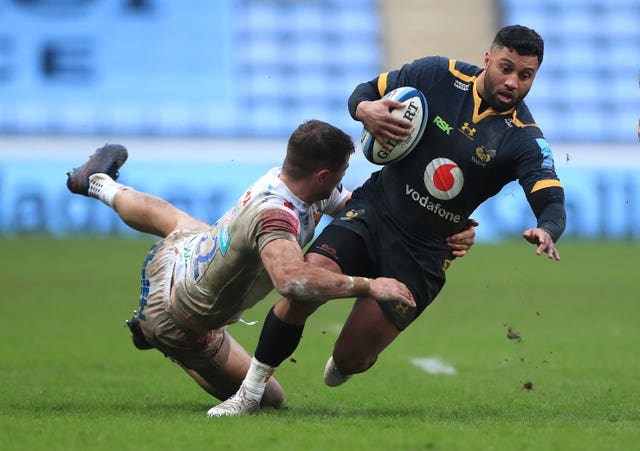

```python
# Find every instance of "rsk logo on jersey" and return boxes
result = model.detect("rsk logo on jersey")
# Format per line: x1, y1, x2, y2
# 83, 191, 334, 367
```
433, 115, 452, 135
424, 158, 464, 200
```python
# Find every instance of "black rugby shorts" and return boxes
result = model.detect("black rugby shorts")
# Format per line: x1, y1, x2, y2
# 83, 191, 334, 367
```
307, 200, 449, 330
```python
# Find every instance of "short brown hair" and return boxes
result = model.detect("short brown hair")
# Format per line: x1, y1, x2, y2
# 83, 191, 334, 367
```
282, 120, 354, 180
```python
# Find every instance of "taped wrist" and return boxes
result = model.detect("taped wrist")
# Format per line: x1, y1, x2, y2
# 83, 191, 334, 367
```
347, 276, 370, 297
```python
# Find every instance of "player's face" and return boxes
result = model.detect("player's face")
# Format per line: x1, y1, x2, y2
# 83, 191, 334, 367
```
482, 46, 539, 112
320, 159, 349, 198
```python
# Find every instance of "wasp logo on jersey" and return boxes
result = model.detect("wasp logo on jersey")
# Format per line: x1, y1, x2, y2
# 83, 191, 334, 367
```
340, 209, 365, 220
472, 146, 496, 167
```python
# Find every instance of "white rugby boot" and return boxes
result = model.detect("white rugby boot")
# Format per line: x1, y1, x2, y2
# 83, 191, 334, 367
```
323, 355, 352, 387
207, 384, 260, 417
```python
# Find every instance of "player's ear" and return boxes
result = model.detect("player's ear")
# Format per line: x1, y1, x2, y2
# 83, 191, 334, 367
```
316, 168, 330, 183
483, 51, 490, 69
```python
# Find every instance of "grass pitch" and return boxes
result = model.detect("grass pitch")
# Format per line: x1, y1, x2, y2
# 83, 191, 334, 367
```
0, 237, 638, 450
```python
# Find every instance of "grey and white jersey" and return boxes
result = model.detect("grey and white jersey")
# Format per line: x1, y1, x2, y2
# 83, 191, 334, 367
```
171, 167, 349, 330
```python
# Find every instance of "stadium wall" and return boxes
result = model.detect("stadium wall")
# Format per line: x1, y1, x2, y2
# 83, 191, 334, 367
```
380, 0, 498, 69
0, 137, 637, 241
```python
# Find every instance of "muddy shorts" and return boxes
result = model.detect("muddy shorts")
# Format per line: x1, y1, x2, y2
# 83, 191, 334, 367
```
134, 229, 230, 375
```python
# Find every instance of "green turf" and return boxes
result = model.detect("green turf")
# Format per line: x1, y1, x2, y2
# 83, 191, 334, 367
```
0, 237, 638, 450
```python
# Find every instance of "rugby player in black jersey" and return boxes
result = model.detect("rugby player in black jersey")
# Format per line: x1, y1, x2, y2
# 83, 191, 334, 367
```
211, 24, 565, 416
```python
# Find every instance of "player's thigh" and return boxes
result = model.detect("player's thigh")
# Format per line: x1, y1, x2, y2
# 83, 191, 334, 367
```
305, 250, 341, 272
333, 297, 400, 370
175, 212, 209, 231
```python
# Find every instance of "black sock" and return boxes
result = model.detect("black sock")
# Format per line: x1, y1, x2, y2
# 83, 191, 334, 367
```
255, 307, 304, 367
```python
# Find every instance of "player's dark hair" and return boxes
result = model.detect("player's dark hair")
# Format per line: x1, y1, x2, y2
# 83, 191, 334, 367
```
283, 119, 355, 180
492, 25, 544, 65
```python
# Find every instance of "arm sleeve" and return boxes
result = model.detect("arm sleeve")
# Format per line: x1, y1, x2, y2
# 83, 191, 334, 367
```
255, 208, 299, 252
347, 57, 449, 120
526, 185, 566, 242
348, 80, 381, 120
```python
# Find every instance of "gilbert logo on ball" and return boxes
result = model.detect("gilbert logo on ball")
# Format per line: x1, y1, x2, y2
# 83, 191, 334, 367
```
361, 87, 428, 165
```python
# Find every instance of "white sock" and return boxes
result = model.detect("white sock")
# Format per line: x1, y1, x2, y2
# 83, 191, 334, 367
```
242, 357, 276, 399
88, 173, 129, 207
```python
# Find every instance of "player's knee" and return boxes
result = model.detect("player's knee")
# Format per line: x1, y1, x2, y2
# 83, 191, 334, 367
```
274, 298, 323, 324
333, 348, 377, 375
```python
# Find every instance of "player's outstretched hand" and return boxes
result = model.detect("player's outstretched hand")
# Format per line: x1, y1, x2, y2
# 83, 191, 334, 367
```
522, 228, 560, 261
370, 277, 416, 307
447, 218, 479, 257
356, 99, 412, 150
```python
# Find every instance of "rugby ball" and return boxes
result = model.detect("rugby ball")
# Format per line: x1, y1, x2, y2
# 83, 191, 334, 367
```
361, 87, 428, 165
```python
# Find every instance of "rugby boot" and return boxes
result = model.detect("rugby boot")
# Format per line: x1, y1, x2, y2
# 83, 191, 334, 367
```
323, 355, 352, 387
66, 144, 128, 195
207, 384, 260, 417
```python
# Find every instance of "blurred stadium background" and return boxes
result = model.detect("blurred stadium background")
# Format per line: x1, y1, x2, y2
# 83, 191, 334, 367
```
0, 0, 638, 240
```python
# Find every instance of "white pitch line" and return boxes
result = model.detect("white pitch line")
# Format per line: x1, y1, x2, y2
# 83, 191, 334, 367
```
411, 356, 457, 375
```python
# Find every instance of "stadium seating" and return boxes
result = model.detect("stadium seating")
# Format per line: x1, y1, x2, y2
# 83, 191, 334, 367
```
502, 0, 640, 142
1, 0, 637, 142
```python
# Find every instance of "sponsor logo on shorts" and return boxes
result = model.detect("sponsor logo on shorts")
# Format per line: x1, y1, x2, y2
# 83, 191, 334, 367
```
318, 243, 337, 256
393, 301, 410, 315
138, 241, 165, 319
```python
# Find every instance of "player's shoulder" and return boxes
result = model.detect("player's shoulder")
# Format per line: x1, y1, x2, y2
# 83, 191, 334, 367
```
503, 102, 555, 158
415, 57, 483, 89
243, 168, 291, 209
508, 101, 543, 138
447, 58, 483, 79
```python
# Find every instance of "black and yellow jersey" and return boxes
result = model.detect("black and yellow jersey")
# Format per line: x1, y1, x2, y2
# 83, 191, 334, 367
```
349, 56, 565, 245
